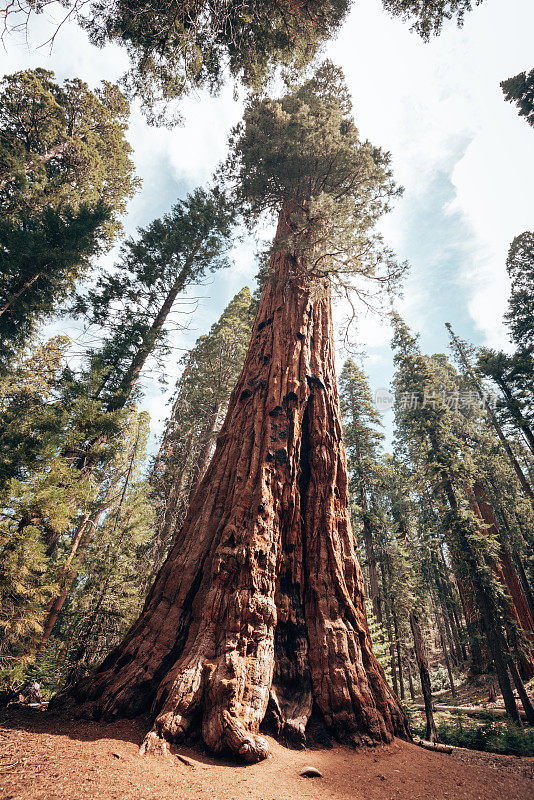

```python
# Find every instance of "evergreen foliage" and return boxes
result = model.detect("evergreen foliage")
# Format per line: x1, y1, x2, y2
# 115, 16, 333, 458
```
382, 1, 484, 40
501, 69, 534, 129
74, 187, 236, 413
2, 2, 350, 125
392, 313, 533, 722
0, 68, 138, 233
477, 232, 534, 445
0, 68, 138, 362
220, 61, 404, 301
0, 202, 110, 365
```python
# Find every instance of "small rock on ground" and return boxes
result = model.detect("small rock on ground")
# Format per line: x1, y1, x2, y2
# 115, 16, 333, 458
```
300, 766, 323, 778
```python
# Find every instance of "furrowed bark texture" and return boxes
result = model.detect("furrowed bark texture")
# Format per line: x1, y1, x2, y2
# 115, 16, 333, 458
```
471, 481, 534, 679
53, 205, 409, 761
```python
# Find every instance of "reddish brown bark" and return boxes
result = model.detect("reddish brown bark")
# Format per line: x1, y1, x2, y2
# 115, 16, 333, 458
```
470, 481, 534, 678
53, 204, 409, 762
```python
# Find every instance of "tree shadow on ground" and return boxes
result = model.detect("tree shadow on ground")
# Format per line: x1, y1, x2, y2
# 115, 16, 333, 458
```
0, 704, 262, 769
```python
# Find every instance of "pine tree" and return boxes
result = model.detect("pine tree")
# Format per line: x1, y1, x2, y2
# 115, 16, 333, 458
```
26, 411, 154, 692
0, 202, 110, 366
477, 232, 534, 454
501, 69, 534, 129
76, 187, 236, 416
0, 522, 55, 674
0, 336, 70, 498
52, 62, 409, 761
504, 232, 534, 351
446, 323, 534, 506
0, 68, 138, 360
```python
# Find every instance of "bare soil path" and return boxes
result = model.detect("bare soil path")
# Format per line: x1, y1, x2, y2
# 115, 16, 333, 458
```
0, 706, 532, 800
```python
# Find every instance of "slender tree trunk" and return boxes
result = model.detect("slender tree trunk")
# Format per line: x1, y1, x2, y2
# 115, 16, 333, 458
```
441, 481, 520, 721
479, 601, 521, 724
434, 548, 468, 662
405, 648, 416, 701
52, 204, 409, 762
433, 571, 461, 666
512, 548, 534, 624
362, 514, 382, 624
380, 562, 399, 696
106, 271, 193, 413
449, 602, 468, 662
432, 487, 489, 673
391, 600, 405, 702
431, 589, 456, 697
441, 603, 459, 667
410, 609, 438, 743
36, 507, 107, 655
508, 656, 534, 725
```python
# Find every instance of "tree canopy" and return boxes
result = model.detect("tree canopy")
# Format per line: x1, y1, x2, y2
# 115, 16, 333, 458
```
3, 1, 350, 124
220, 61, 404, 299
0, 202, 110, 366
382, 0, 484, 40
0, 68, 138, 236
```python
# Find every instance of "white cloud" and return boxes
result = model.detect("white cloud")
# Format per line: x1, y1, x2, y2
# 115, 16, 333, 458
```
328, 0, 534, 354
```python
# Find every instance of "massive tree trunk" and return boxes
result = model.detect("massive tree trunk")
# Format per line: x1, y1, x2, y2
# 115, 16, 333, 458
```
52, 204, 409, 762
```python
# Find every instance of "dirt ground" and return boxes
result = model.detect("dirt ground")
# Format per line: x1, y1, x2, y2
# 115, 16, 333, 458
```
0, 706, 532, 800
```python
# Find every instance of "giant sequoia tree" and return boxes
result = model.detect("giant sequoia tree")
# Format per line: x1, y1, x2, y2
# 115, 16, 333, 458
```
54, 63, 409, 762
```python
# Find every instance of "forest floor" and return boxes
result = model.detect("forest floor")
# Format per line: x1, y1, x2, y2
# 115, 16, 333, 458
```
1, 706, 533, 800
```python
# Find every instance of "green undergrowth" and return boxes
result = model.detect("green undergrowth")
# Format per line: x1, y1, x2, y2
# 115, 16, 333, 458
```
406, 704, 534, 756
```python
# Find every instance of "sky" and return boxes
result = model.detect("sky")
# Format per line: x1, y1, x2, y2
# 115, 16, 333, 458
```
1, 0, 533, 450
